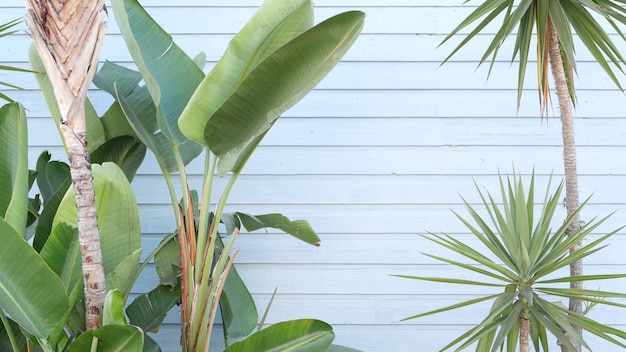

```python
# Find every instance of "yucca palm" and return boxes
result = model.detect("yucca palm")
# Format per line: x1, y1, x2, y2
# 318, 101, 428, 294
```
24, 0, 108, 329
442, 1, 626, 350
397, 173, 626, 352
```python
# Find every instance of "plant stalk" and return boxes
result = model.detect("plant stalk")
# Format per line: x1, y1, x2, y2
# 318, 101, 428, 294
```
187, 171, 240, 350
0, 311, 20, 352
195, 152, 217, 281
520, 317, 530, 352
25, 0, 108, 330
548, 19, 583, 352
61, 124, 107, 330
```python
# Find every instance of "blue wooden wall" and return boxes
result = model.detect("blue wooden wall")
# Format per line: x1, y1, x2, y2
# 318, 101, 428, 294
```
3, 0, 626, 350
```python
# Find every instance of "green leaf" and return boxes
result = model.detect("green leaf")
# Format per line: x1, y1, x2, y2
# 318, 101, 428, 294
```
154, 235, 180, 288
142, 335, 161, 352
35, 151, 70, 204
217, 235, 258, 342
39, 222, 89, 343
96, 62, 202, 174
399, 172, 626, 350
441, 0, 626, 110
400, 293, 507, 321
0, 103, 28, 236
103, 289, 128, 326
91, 136, 147, 182
394, 273, 506, 288
179, 0, 313, 148
0, 19, 30, 102
224, 319, 335, 352
537, 273, 626, 284
33, 152, 72, 251
127, 283, 181, 333
179, 10, 364, 175
52, 162, 142, 275
192, 52, 207, 70
0, 217, 68, 338
111, 0, 204, 145
233, 212, 321, 246
65, 325, 144, 352
106, 248, 143, 299
40, 223, 82, 293
100, 102, 140, 140
94, 61, 144, 98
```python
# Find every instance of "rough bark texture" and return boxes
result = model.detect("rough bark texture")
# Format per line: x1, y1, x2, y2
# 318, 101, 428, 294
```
548, 21, 583, 352
520, 317, 530, 352
24, 0, 107, 330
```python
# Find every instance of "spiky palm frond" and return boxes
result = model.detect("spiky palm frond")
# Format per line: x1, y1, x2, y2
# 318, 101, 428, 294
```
0, 19, 34, 103
397, 173, 626, 351
441, 0, 626, 115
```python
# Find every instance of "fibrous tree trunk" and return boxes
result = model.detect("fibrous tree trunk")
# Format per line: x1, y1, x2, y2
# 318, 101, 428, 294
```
548, 20, 583, 352
24, 0, 107, 330
520, 317, 530, 352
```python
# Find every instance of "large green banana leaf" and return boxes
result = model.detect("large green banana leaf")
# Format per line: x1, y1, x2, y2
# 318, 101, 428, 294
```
126, 282, 181, 333
41, 222, 143, 342
52, 162, 141, 275
93, 62, 202, 174
35, 152, 70, 205
223, 212, 321, 246
0, 103, 28, 235
224, 319, 335, 352
91, 136, 147, 182
0, 102, 68, 339
65, 325, 144, 352
111, 0, 204, 146
0, 217, 68, 338
216, 235, 258, 342
179, 6, 364, 174
33, 152, 72, 251
178, 0, 312, 149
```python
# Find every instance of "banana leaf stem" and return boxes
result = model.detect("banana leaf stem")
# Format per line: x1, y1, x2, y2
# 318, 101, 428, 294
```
188, 171, 240, 350
195, 151, 217, 281
0, 311, 20, 352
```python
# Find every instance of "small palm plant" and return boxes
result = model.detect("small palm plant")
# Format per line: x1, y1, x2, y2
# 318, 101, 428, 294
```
397, 173, 626, 352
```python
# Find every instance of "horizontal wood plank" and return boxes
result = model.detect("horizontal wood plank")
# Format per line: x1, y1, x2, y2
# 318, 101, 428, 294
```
8, 1, 626, 350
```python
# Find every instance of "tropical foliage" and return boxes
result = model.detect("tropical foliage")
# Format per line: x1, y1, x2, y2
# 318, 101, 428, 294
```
97, 0, 364, 350
441, 2, 626, 349
397, 173, 626, 351
442, 0, 626, 110
3, 0, 363, 350
25, 0, 110, 330
0, 102, 146, 350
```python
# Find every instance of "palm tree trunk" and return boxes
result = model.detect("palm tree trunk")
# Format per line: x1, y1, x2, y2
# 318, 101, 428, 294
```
520, 317, 530, 352
25, 0, 108, 330
547, 20, 583, 352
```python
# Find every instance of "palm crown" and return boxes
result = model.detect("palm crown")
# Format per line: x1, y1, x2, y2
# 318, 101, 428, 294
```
442, 0, 626, 114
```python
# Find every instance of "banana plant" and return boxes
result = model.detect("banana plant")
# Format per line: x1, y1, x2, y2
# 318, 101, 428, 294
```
104, 0, 364, 350
0, 102, 68, 350
397, 173, 626, 352
0, 100, 148, 351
